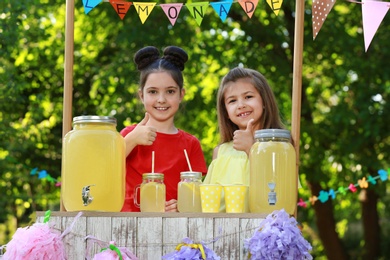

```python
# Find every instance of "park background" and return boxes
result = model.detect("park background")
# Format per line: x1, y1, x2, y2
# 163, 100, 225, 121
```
1, 0, 389, 259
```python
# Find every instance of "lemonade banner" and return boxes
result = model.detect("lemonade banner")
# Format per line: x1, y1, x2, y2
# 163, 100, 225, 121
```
83, 0, 389, 51
82, 0, 279, 26
297, 168, 390, 208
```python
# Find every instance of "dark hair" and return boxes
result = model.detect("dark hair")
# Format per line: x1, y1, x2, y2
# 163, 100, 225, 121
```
134, 46, 188, 91
217, 67, 285, 143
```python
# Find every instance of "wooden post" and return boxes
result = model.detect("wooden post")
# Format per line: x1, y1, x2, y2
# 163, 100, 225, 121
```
61, 0, 75, 211
292, 0, 305, 216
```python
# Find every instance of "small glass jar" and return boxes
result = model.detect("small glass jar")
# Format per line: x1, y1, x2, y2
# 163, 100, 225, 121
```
62, 115, 125, 212
135, 173, 166, 212
249, 129, 297, 215
177, 171, 202, 213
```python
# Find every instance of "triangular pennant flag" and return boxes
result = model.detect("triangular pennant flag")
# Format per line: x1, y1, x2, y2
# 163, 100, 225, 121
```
266, 0, 283, 15
186, 2, 209, 26
160, 3, 183, 26
133, 2, 156, 24
109, 0, 132, 20
210, 1, 233, 22
312, 0, 336, 40
362, 0, 390, 52
82, 0, 102, 14
238, 0, 259, 18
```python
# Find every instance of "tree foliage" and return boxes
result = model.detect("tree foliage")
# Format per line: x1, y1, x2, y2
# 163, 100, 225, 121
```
1, 0, 389, 258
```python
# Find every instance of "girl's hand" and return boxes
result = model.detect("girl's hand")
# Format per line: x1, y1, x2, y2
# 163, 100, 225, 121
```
233, 119, 255, 155
165, 199, 178, 212
124, 113, 157, 156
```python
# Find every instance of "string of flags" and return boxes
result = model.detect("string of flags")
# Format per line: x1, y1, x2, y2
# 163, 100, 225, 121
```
297, 168, 390, 208
82, 0, 390, 51
30, 167, 61, 187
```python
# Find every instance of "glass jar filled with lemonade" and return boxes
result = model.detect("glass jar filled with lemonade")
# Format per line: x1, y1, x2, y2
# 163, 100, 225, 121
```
62, 115, 125, 212
135, 173, 166, 212
249, 129, 297, 215
177, 171, 202, 213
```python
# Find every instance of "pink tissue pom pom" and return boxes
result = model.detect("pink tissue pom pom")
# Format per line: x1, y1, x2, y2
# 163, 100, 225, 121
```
2, 222, 66, 260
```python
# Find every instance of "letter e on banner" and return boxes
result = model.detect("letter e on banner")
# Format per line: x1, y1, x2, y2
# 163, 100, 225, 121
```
109, 0, 132, 20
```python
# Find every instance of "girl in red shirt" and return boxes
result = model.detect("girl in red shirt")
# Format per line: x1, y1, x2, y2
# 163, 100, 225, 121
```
120, 46, 207, 212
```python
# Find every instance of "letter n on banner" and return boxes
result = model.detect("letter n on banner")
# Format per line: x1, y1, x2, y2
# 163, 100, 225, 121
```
160, 4, 184, 26
238, 0, 259, 18
186, 2, 209, 26
133, 2, 157, 24
109, 0, 132, 20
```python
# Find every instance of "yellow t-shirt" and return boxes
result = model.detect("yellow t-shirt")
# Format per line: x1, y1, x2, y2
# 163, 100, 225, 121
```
203, 142, 250, 212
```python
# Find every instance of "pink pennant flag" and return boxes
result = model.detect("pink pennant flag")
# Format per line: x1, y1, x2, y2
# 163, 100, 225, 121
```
362, 0, 390, 52
238, 0, 259, 18
160, 3, 183, 26
109, 0, 132, 20
312, 0, 336, 40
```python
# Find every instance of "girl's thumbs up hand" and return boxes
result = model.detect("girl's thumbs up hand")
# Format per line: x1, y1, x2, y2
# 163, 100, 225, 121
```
124, 113, 157, 156
132, 112, 157, 146
232, 119, 256, 155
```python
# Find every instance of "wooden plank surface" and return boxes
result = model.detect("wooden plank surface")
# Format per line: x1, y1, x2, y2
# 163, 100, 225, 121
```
35, 211, 266, 259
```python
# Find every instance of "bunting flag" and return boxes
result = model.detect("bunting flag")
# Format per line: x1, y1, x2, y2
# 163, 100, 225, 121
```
160, 3, 184, 25
83, 0, 103, 14
312, 0, 336, 39
210, 1, 234, 22
109, 0, 132, 20
238, 0, 259, 18
266, 0, 283, 16
298, 168, 390, 208
361, 0, 390, 51
187, 2, 210, 26
133, 2, 157, 24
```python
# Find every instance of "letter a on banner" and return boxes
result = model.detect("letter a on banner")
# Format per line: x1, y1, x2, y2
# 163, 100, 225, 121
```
160, 3, 184, 26
186, 2, 209, 26
82, 0, 102, 14
210, 1, 233, 22
133, 2, 157, 24
238, 0, 259, 18
109, 0, 132, 20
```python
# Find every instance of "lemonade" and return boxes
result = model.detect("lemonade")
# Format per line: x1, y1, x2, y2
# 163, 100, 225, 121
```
62, 116, 125, 212
140, 181, 166, 212
249, 129, 297, 215
178, 182, 202, 212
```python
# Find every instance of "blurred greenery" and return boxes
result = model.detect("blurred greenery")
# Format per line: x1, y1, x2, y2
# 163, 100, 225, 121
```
1, 0, 389, 258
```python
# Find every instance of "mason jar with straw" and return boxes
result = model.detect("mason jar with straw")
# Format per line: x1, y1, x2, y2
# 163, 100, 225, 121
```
134, 151, 166, 212
177, 149, 203, 213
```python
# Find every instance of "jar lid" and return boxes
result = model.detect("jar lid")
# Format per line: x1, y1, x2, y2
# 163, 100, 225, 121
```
142, 173, 164, 180
73, 115, 117, 125
254, 129, 291, 139
180, 171, 202, 179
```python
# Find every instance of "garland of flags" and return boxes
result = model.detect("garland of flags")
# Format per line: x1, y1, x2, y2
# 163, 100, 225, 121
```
82, 0, 390, 51
298, 168, 390, 208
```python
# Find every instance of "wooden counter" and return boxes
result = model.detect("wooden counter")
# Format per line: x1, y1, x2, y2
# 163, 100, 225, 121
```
36, 211, 267, 259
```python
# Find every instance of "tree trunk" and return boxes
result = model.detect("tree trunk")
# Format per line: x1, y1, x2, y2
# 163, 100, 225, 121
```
359, 187, 380, 259
310, 181, 349, 260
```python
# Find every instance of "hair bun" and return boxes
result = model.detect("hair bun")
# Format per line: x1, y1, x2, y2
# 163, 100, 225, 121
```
134, 46, 160, 71
162, 46, 188, 71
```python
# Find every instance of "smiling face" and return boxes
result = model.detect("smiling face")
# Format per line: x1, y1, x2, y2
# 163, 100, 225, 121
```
139, 71, 184, 124
224, 78, 264, 130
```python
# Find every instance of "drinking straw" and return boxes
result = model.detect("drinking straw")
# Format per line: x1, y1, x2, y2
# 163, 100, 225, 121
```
183, 149, 193, 172
152, 151, 155, 173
